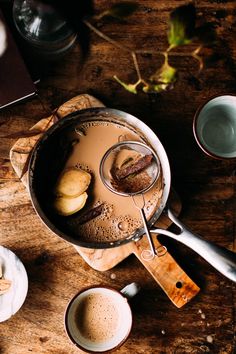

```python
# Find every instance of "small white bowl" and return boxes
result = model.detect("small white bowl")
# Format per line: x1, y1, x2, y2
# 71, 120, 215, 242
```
0, 246, 28, 322
193, 95, 236, 159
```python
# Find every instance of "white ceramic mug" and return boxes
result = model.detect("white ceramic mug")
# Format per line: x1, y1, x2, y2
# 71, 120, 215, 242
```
193, 95, 236, 159
64, 283, 140, 353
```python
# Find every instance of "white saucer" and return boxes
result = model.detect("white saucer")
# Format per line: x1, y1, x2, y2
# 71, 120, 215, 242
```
0, 246, 28, 322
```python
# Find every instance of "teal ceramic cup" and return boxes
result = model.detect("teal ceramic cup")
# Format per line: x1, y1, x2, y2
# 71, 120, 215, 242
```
193, 95, 236, 159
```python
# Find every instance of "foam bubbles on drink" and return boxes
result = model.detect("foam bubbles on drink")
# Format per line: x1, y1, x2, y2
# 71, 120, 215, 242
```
75, 293, 120, 344
100, 202, 113, 220
114, 215, 141, 236
118, 221, 128, 232
65, 119, 164, 243
75, 191, 162, 243
75, 162, 92, 174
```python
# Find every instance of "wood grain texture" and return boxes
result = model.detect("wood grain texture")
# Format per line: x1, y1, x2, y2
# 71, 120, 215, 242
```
0, 0, 236, 353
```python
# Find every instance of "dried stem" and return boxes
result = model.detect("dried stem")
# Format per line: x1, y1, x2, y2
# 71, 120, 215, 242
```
131, 52, 141, 80
83, 19, 131, 53
83, 20, 201, 59
191, 46, 203, 72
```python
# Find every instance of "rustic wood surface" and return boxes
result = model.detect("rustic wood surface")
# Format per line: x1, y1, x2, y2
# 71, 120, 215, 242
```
0, 0, 236, 353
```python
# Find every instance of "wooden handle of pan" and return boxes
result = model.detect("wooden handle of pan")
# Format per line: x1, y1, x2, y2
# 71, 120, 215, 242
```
132, 235, 200, 308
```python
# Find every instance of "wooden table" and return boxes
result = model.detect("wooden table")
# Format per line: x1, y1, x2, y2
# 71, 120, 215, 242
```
0, 1, 235, 353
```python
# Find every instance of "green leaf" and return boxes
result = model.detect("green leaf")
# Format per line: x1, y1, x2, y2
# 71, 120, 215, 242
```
150, 61, 177, 85
114, 76, 139, 94
168, 4, 196, 48
143, 83, 169, 93
98, 2, 138, 20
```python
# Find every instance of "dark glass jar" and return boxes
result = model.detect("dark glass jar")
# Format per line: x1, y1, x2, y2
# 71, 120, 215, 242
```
13, 0, 77, 59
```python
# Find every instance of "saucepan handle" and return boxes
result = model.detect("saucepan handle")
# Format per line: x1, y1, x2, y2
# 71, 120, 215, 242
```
151, 208, 236, 282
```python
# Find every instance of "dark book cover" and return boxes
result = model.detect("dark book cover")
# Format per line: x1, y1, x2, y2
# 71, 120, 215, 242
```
0, 9, 36, 110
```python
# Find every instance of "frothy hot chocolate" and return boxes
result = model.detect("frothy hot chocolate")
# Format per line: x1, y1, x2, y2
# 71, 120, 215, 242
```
65, 286, 133, 352
62, 119, 163, 243
75, 292, 120, 343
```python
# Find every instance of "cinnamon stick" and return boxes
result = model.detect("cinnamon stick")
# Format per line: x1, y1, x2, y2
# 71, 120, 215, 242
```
115, 154, 153, 180
78, 204, 104, 225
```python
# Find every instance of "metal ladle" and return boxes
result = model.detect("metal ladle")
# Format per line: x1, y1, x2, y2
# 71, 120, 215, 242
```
99, 141, 161, 257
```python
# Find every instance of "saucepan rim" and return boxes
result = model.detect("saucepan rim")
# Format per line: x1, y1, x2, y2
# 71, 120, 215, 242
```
28, 107, 171, 249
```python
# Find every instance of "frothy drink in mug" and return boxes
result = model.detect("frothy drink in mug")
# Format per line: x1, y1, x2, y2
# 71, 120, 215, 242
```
76, 292, 121, 343
65, 284, 139, 352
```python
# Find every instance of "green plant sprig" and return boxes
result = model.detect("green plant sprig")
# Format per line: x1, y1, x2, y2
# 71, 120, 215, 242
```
83, 2, 215, 94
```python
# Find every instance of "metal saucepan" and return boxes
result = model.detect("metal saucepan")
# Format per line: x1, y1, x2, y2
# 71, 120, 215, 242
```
28, 107, 236, 282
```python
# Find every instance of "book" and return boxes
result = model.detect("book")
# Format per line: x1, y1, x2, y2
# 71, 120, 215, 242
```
0, 9, 37, 110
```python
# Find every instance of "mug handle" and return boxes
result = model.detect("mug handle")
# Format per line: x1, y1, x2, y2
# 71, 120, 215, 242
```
120, 282, 141, 299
